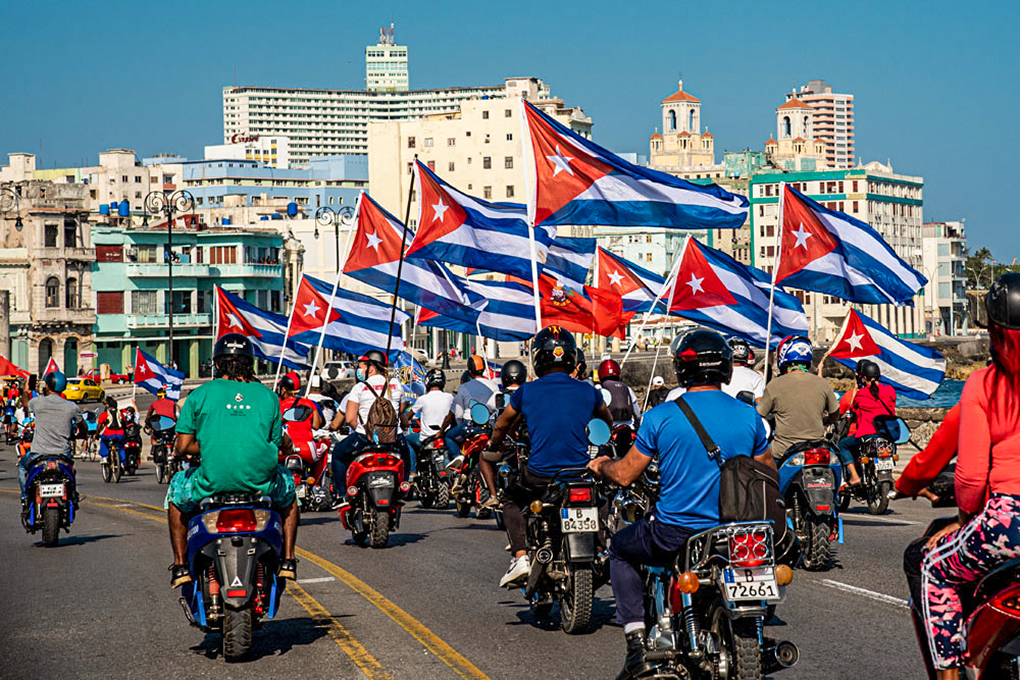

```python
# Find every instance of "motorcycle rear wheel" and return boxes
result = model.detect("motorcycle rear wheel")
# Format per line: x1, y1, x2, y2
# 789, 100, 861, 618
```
156, 462, 166, 485
222, 607, 253, 662
801, 515, 831, 571
41, 506, 61, 547
560, 565, 593, 635
867, 481, 891, 516
455, 497, 472, 518
727, 618, 763, 680
435, 481, 450, 510
370, 509, 390, 549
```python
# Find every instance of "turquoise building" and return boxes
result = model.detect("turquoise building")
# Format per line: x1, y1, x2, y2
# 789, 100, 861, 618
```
90, 223, 284, 377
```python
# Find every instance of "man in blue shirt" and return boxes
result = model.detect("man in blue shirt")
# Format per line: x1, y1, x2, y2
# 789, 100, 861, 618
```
588, 329, 773, 679
484, 326, 612, 588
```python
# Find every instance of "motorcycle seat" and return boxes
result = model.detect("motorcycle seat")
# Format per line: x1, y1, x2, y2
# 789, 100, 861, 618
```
970, 558, 1020, 609
779, 439, 833, 464
200, 493, 272, 509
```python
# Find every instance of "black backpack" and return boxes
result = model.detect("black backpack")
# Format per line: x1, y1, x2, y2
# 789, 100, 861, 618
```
673, 397, 793, 559
603, 380, 635, 422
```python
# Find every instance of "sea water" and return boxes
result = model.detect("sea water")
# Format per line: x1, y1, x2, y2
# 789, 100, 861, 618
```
895, 380, 963, 409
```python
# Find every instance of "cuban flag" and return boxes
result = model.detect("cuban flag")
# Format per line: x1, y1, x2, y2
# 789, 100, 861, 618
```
825, 309, 945, 399
543, 237, 596, 290
345, 192, 484, 323
521, 100, 748, 230
596, 247, 667, 313
216, 287, 309, 369
777, 184, 926, 305
288, 274, 408, 358
394, 351, 427, 397
407, 160, 554, 278
416, 276, 538, 342
665, 236, 808, 347
484, 360, 502, 381
43, 357, 60, 375
134, 349, 185, 401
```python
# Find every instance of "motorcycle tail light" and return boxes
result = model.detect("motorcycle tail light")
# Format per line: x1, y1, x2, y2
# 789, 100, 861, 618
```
202, 508, 268, 534
568, 487, 592, 503
803, 449, 831, 466
47, 461, 57, 470
226, 589, 247, 598
347, 486, 359, 497
670, 572, 700, 611
378, 455, 400, 467
399, 481, 411, 492
729, 529, 770, 568
994, 594, 1020, 615
860, 456, 871, 464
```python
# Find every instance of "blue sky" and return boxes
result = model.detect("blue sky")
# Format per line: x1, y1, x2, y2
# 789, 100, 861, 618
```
2, 0, 1016, 258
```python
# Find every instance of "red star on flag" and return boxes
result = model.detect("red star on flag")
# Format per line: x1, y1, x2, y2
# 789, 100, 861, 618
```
287, 277, 342, 337
827, 309, 882, 359
668, 239, 738, 312
776, 183, 839, 282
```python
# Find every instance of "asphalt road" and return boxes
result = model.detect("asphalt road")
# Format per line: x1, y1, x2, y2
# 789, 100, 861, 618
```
1, 438, 949, 679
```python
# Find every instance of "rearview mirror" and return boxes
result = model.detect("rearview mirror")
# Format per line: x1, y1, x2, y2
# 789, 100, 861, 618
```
147, 415, 176, 431
875, 415, 912, 445
736, 390, 756, 406
586, 419, 611, 447
283, 405, 313, 422
470, 402, 491, 426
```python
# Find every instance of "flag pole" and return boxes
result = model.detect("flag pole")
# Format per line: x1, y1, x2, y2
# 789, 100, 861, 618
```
518, 97, 542, 370
385, 158, 418, 361
763, 182, 786, 377
272, 281, 300, 391
640, 260, 680, 408
621, 236, 686, 367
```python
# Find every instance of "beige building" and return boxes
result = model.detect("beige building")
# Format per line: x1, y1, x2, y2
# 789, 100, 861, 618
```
765, 99, 827, 172
367, 77, 593, 228
648, 78, 719, 173
781, 79, 856, 169
0, 180, 95, 373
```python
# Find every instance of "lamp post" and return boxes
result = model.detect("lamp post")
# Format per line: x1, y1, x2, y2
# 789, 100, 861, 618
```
314, 205, 356, 273
0, 187, 24, 232
143, 190, 195, 370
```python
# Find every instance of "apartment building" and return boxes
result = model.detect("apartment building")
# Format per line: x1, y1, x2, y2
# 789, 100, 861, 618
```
781, 79, 855, 169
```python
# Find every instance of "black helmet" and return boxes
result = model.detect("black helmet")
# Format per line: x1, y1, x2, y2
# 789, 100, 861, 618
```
424, 368, 446, 390
359, 350, 388, 371
728, 338, 752, 365
501, 360, 527, 388
671, 329, 733, 388
214, 333, 254, 359
987, 273, 1020, 330
860, 361, 881, 382
531, 326, 577, 375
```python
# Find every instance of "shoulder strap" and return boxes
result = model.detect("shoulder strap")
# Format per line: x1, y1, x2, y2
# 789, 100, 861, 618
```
673, 396, 722, 466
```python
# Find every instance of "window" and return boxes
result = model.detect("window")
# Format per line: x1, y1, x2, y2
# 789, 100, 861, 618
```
483, 186, 492, 199
783, 116, 791, 137
838, 181, 844, 193
482, 110, 489, 119
506, 185, 515, 198
938, 282, 951, 298
45, 278, 60, 308
689, 109, 695, 131
65, 278, 79, 308
646, 253, 653, 263
168, 291, 192, 314
131, 290, 158, 314
852, 180, 859, 193
766, 246, 775, 257
668, 110, 676, 131
121, 175, 128, 182
407, 136, 416, 149
852, 200, 859, 213
448, 162, 455, 172
447, 138, 456, 147
483, 157, 492, 169
937, 243, 950, 256
504, 156, 513, 169
938, 262, 951, 276
427, 160, 435, 171
424, 138, 433, 147
95, 245, 124, 262
209, 246, 237, 264
646, 234, 652, 243
134, 175, 141, 183
44, 224, 59, 247
506, 133, 513, 141
64, 220, 77, 248
505, 109, 512, 118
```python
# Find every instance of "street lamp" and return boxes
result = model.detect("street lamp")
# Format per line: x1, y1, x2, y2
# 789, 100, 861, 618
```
143, 190, 195, 370
314, 205, 356, 273
0, 187, 23, 231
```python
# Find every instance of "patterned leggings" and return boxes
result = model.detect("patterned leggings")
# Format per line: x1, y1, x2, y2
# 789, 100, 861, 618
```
922, 494, 1020, 669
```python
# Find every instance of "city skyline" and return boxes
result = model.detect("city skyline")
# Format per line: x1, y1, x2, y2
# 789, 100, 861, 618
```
1, 0, 1015, 257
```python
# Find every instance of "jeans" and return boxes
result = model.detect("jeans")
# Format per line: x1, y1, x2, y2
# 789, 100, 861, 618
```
836, 435, 859, 468
609, 516, 695, 626
330, 433, 411, 492
502, 469, 553, 554
444, 422, 470, 461
100, 434, 126, 465
19, 453, 75, 502
404, 432, 421, 473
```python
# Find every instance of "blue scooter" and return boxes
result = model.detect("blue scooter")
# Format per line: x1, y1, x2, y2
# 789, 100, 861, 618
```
776, 440, 842, 571
179, 493, 284, 661
23, 452, 78, 547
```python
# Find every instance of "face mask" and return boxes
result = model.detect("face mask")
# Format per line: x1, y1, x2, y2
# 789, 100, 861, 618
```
356, 369, 366, 382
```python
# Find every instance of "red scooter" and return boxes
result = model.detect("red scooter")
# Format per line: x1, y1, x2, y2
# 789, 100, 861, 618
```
609, 423, 635, 459
339, 446, 409, 549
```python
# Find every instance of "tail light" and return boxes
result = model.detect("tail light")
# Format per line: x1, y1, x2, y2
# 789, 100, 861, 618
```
201, 508, 270, 533
226, 589, 247, 598
994, 592, 1020, 615
568, 487, 593, 503
47, 461, 57, 470
378, 454, 401, 467
669, 571, 700, 610
803, 449, 831, 466
729, 528, 771, 568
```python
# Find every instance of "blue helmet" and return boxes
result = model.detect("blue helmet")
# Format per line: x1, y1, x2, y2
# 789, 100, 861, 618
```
44, 370, 67, 393
776, 336, 813, 370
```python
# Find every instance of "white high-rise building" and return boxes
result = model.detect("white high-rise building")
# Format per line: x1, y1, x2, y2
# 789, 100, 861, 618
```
782, 79, 855, 169
366, 23, 408, 92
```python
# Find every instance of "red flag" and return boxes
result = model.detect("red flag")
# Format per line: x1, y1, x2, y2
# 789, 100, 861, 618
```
0, 355, 29, 379
776, 183, 839, 283
43, 357, 60, 375
286, 276, 342, 338
826, 309, 883, 359
668, 239, 738, 312
537, 275, 632, 339
133, 348, 155, 384
216, 286, 263, 340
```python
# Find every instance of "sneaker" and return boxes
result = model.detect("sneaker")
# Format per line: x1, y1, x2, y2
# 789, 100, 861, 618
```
278, 558, 298, 581
332, 497, 350, 511
479, 496, 501, 511
169, 564, 192, 589
499, 554, 531, 588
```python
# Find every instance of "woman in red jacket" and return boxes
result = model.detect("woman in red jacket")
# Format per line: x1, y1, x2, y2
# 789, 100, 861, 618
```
921, 273, 1020, 678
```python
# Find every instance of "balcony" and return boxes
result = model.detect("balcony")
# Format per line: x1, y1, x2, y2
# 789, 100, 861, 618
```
125, 313, 212, 329
35, 247, 96, 262
127, 263, 211, 277
37, 308, 96, 325
211, 263, 283, 277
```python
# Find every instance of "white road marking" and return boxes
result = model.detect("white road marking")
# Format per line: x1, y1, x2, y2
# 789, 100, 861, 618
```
298, 577, 336, 584
820, 579, 909, 609
843, 514, 919, 525
114, 503, 134, 507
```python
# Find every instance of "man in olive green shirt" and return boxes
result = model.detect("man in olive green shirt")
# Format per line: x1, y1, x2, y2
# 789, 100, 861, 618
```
166, 334, 298, 588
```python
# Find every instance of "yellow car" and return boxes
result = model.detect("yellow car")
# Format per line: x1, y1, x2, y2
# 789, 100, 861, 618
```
63, 378, 105, 403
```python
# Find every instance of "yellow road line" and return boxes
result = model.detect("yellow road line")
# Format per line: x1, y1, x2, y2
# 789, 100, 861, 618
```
288, 581, 392, 679
296, 547, 489, 680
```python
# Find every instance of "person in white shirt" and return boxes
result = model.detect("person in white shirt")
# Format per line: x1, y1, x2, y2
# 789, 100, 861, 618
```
440, 355, 499, 462
722, 338, 766, 402
403, 369, 455, 466
330, 351, 406, 509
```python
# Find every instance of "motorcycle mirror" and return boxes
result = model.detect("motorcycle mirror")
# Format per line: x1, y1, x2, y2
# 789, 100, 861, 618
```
736, 390, 756, 406
877, 416, 912, 445
470, 402, 490, 426
283, 405, 312, 422
586, 419, 611, 447
151, 415, 176, 431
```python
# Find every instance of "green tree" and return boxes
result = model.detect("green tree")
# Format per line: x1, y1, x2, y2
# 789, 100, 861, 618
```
964, 247, 1020, 289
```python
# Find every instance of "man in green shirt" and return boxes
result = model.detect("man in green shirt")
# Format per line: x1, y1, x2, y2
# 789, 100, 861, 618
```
166, 334, 298, 589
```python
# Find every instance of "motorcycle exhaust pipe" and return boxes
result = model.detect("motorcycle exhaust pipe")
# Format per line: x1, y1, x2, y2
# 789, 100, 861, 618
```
762, 639, 799, 673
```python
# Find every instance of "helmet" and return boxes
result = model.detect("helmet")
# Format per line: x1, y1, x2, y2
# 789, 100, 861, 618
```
597, 359, 622, 382
156, 386, 167, 398
44, 370, 66, 394
280, 371, 301, 392
359, 350, 388, 370
671, 329, 733, 388
501, 360, 527, 389
214, 333, 254, 359
424, 368, 446, 390
728, 338, 753, 366
776, 335, 813, 371
466, 355, 486, 377
860, 361, 881, 382
531, 326, 577, 374
987, 273, 1020, 330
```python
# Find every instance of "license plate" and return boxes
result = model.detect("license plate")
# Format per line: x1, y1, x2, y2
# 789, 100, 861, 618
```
368, 477, 394, 489
721, 567, 780, 603
875, 457, 895, 471
560, 507, 598, 533
39, 484, 65, 498
296, 485, 307, 499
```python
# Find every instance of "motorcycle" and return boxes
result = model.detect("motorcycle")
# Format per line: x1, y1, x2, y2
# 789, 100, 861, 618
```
281, 406, 333, 513
838, 415, 911, 516
450, 404, 495, 519
610, 423, 636, 459
148, 414, 177, 484
338, 430, 410, 549
415, 434, 452, 510
776, 440, 841, 571
638, 520, 799, 679
518, 418, 610, 635
22, 419, 81, 547
123, 418, 142, 476
178, 493, 284, 662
